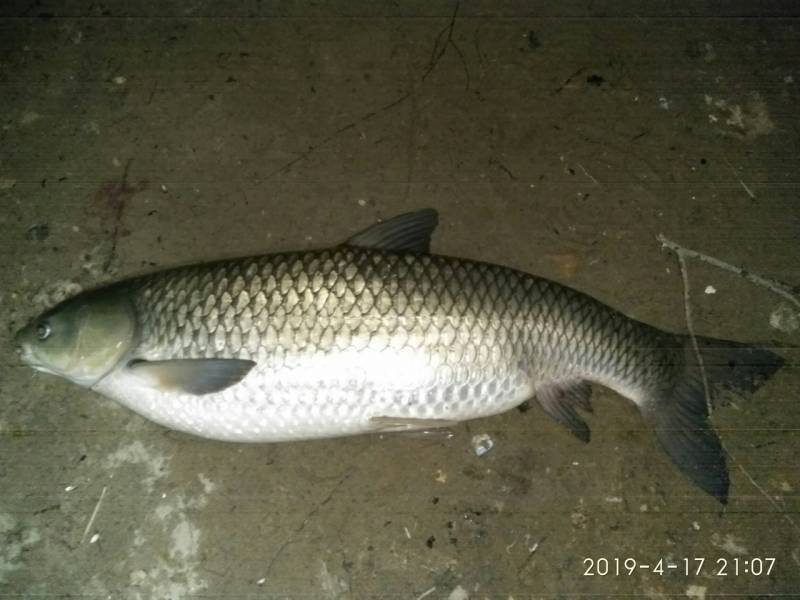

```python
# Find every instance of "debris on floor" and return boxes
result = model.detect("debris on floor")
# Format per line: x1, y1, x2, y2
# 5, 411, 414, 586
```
770, 302, 799, 333
470, 433, 494, 457
25, 223, 49, 241
686, 584, 707, 600
447, 585, 469, 600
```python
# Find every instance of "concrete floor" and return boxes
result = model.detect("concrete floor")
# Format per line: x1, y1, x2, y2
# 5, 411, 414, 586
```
1, 1, 799, 598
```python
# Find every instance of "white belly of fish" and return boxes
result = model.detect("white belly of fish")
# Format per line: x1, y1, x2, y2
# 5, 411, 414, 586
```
93, 347, 532, 442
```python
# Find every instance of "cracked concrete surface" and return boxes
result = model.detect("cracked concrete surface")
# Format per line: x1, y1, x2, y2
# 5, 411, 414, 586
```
1, 1, 799, 597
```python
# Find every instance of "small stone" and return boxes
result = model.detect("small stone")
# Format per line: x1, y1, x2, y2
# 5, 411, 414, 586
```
26, 223, 49, 241
770, 302, 799, 333
686, 585, 707, 600
447, 586, 469, 600
570, 512, 587, 528
21, 111, 40, 125
586, 73, 604, 86
471, 433, 494, 457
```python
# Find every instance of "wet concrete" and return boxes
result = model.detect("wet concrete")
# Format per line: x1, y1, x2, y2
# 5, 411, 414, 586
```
1, 2, 799, 598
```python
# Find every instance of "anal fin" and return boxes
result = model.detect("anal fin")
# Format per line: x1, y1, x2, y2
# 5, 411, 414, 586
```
369, 416, 458, 433
534, 380, 593, 442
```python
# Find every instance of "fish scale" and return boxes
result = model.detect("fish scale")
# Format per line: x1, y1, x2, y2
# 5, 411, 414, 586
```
116, 245, 653, 442
16, 209, 784, 502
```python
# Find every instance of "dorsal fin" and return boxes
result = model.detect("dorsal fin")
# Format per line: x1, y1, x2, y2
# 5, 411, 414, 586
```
345, 209, 439, 253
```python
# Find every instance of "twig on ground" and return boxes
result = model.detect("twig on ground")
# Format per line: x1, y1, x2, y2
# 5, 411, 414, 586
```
673, 250, 713, 415
733, 457, 799, 534
81, 486, 108, 544
577, 163, 600, 186
657, 234, 799, 309
415, 586, 437, 600
724, 157, 756, 200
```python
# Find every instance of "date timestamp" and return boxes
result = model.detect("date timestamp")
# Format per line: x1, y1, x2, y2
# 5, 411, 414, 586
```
583, 557, 775, 577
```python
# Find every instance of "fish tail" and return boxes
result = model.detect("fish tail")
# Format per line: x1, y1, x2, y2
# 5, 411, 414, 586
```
640, 335, 784, 504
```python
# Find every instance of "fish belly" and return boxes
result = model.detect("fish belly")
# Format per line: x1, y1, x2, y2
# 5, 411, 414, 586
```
94, 345, 533, 442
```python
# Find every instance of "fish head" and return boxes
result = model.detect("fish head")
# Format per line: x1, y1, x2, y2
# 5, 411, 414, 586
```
14, 287, 137, 387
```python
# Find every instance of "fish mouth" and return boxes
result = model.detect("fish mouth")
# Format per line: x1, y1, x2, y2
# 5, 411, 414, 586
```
14, 341, 45, 371
31, 364, 60, 376
13, 328, 33, 360
16, 348, 65, 378
15, 343, 33, 364
18, 351, 47, 372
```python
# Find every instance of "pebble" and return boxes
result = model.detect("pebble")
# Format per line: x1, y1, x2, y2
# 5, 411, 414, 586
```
471, 433, 494, 457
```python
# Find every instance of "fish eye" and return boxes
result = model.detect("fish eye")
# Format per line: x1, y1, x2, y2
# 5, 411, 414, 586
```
36, 321, 52, 340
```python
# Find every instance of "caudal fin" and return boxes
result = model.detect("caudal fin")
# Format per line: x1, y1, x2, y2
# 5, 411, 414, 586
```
640, 336, 784, 504
692, 336, 785, 396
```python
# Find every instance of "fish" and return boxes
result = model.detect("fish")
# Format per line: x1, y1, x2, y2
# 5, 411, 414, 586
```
14, 209, 784, 503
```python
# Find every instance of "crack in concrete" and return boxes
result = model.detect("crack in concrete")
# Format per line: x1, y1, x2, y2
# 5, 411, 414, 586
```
267, 1, 467, 179
422, 2, 468, 88
262, 468, 356, 581
100, 158, 134, 273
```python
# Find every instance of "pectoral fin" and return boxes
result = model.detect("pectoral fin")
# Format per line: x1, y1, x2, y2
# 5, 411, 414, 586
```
127, 358, 256, 395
